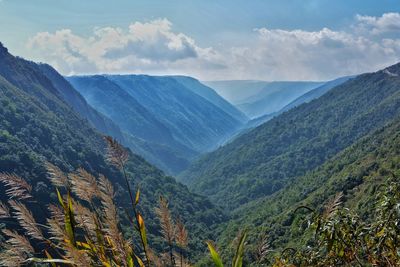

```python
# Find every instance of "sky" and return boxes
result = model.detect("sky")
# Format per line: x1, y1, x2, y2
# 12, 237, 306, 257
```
1, 0, 400, 81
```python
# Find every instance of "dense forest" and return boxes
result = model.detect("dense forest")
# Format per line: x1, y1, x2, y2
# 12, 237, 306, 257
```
0, 43, 225, 259
1, 37, 400, 267
212, 114, 400, 265
181, 64, 400, 209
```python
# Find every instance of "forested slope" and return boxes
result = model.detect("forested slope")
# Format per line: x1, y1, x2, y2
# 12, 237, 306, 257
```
0, 43, 225, 256
181, 63, 400, 209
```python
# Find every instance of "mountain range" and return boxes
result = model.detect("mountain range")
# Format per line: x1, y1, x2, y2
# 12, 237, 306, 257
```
204, 80, 324, 118
218, 101, 400, 256
180, 63, 400, 210
0, 42, 225, 257
246, 76, 353, 128
2, 39, 400, 265
67, 75, 246, 174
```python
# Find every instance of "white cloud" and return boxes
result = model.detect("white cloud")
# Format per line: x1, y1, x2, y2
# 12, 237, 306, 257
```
356, 13, 400, 35
230, 26, 400, 80
27, 19, 218, 76
27, 14, 400, 80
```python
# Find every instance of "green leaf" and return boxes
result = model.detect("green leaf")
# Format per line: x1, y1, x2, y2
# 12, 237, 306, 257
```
126, 254, 134, 267
134, 254, 145, 267
137, 212, 147, 248
56, 188, 65, 209
376, 228, 385, 237
206, 241, 224, 267
65, 191, 76, 246
135, 188, 140, 206
232, 231, 247, 267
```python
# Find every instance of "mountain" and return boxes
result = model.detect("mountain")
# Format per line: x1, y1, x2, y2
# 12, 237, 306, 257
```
0, 42, 225, 256
172, 76, 248, 123
236, 81, 324, 118
42, 67, 195, 175
37, 64, 125, 142
204, 80, 323, 118
67, 75, 197, 175
68, 75, 244, 174
218, 112, 400, 255
106, 75, 244, 152
180, 63, 400, 209
203, 80, 269, 105
67, 75, 176, 144
279, 76, 354, 113
246, 76, 353, 128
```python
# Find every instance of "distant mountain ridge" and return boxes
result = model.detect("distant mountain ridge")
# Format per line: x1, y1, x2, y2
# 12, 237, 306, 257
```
246, 76, 353, 128
236, 81, 324, 118
107, 75, 244, 151
172, 76, 248, 123
205, 80, 323, 118
68, 74, 245, 174
67, 75, 197, 174
37, 64, 126, 142
203, 80, 269, 105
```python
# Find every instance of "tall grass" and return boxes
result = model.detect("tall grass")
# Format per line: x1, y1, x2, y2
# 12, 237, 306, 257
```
0, 137, 191, 267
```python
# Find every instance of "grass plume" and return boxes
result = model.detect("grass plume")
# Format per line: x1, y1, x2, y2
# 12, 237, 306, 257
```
0, 229, 34, 267
0, 201, 10, 218
155, 196, 176, 266
8, 200, 44, 240
0, 173, 32, 200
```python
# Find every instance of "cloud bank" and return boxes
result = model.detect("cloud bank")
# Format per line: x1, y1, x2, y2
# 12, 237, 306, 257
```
28, 14, 400, 80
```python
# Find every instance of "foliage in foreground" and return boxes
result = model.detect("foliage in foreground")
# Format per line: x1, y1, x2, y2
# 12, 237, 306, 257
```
0, 136, 399, 266
0, 137, 190, 267
280, 177, 400, 267
206, 176, 400, 267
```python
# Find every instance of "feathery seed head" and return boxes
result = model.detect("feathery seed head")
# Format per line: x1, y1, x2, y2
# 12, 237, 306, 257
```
0, 173, 32, 200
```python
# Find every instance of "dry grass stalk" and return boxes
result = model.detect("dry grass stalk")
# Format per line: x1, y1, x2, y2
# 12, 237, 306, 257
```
104, 136, 128, 170
1, 229, 34, 252
323, 192, 344, 219
155, 196, 176, 266
64, 244, 91, 267
0, 168, 150, 267
255, 234, 270, 263
73, 200, 97, 234
0, 173, 32, 200
159, 252, 172, 266
45, 162, 69, 188
69, 168, 100, 202
175, 219, 189, 267
173, 251, 192, 267
148, 248, 163, 267
0, 201, 10, 218
98, 175, 128, 264
46, 217, 66, 242
48, 203, 64, 223
155, 196, 175, 245
0, 229, 34, 267
104, 137, 148, 266
175, 219, 188, 249
8, 200, 44, 240
98, 175, 119, 235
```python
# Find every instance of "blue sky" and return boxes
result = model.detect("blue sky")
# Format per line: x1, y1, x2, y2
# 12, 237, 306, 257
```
1, 0, 400, 80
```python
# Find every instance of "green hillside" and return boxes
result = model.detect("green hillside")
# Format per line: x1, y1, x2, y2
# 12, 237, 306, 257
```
215, 112, 400, 265
0, 42, 225, 258
181, 64, 400, 209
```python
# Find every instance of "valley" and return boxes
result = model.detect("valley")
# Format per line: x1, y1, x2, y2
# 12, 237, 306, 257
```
1, 3, 400, 266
